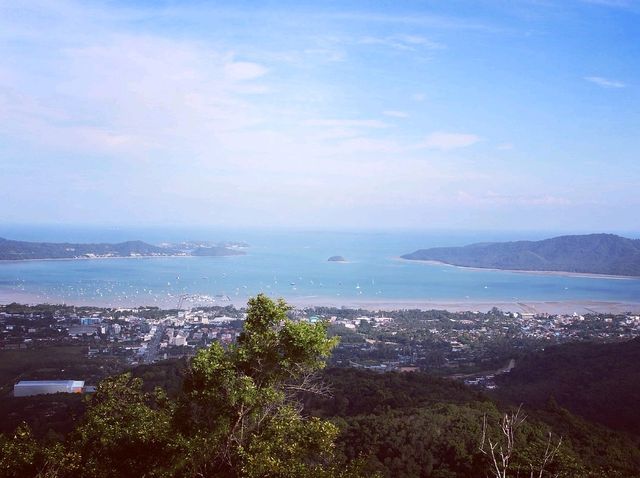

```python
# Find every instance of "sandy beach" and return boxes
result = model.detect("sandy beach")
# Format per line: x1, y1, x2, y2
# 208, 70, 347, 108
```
400, 258, 640, 281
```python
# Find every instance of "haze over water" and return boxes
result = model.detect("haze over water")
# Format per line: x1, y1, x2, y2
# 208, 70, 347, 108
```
1, 226, 639, 311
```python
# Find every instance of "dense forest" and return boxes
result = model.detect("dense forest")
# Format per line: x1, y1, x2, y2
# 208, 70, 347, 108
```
1, 296, 640, 477
402, 233, 640, 276
304, 368, 640, 477
495, 337, 640, 435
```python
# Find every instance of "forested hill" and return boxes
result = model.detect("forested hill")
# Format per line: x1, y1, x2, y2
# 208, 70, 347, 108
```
0, 237, 245, 260
494, 337, 640, 436
402, 233, 640, 276
305, 368, 640, 477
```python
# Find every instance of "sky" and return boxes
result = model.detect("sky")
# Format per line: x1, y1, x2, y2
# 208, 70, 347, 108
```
0, 0, 639, 232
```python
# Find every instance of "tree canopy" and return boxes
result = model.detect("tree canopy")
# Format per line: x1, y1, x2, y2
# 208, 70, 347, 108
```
0, 294, 355, 478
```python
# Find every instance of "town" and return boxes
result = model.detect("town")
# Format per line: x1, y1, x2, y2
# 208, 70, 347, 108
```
2, 301, 639, 392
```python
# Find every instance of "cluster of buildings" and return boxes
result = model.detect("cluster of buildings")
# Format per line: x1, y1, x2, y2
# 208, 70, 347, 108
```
296, 307, 640, 380
152, 311, 242, 361
2, 303, 640, 394
0, 305, 245, 364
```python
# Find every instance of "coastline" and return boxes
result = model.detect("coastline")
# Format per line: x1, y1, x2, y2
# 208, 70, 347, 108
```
284, 297, 640, 315
0, 253, 245, 264
2, 287, 639, 315
399, 258, 640, 281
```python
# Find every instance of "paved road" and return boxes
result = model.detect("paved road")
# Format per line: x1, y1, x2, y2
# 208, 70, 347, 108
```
144, 324, 166, 364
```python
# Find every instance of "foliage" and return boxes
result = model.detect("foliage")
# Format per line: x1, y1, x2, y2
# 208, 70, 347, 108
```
0, 294, 350, 478
402, 233, 640, 276
0, 424, 70, 478
495, 337, 640, 436
307, 368, 640, 477
70, 373, 175, 478
174, 294, 340, 477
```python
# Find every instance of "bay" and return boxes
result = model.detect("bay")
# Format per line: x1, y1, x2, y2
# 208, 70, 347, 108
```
1, 226, 639, 310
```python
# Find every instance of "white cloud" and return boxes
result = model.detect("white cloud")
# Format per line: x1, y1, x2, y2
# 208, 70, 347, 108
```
4, 0, 616, 230
305, 119, 389, 128
584, 76, 626, 88
420, 132, 481, 151
383, 110, 409, 118
326, 11, 497, 33
0, 28, 271, 159
303, 48, 347, 63
455, 191, 572, 207
224, 61, 268, 81
359, 34, 444, 51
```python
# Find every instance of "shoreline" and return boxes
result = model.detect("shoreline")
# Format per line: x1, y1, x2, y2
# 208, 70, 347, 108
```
399, 258, 640, 281
0, 253, 245, 264
284, 297, 640, 314
1, 288, 639, 315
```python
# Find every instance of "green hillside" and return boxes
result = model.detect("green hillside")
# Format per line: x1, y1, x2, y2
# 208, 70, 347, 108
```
402, 233, 640, 276
494, 337, 640, 436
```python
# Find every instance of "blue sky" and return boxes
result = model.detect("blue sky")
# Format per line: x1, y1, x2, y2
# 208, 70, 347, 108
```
0, 0, 638, 231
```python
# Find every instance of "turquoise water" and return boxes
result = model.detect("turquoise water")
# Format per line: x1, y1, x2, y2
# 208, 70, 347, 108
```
1, 226, 639, 307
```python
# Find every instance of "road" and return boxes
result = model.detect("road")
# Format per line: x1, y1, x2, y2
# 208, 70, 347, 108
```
144, 324, 166, 364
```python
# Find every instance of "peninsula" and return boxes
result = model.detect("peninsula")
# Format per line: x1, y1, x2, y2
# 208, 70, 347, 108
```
0, 237, 246, 261
402, 233, 640, 277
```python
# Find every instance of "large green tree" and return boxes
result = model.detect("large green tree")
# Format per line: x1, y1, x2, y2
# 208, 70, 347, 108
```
174, 294, 343, 477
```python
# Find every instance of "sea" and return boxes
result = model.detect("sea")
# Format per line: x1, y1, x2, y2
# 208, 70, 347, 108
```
1, 225, 640, 312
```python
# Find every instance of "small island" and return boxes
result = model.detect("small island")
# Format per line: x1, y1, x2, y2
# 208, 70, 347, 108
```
327, 255, 347, 262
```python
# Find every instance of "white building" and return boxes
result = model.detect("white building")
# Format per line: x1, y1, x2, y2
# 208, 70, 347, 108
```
14, 380, 85, 397
171, 336, 187, 346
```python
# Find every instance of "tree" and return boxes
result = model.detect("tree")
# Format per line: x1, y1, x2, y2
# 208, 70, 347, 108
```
480, 406, 563, 478
174, 293, 342, 477
70, 373, 174, 478
0, 423, 69, 478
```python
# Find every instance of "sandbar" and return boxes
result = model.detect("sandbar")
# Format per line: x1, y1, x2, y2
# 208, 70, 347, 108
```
400, 258, 640, 281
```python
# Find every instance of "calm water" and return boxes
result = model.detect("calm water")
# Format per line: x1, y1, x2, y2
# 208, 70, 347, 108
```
1, 226, 639, 308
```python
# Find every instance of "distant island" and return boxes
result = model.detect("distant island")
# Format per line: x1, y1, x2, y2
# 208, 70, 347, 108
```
327, 255, 347, 262
0, 237, 247, 261
402, 233, 640, 277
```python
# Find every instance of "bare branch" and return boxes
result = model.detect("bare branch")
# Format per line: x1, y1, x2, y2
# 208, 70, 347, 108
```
479, 406, 561, 478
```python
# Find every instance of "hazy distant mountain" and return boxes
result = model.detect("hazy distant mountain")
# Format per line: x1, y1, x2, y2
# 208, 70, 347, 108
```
0, 237, 245, 260
402, 233, 640, 276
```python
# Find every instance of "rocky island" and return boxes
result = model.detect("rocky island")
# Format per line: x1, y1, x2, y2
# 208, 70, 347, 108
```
402, 233, 640, 277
